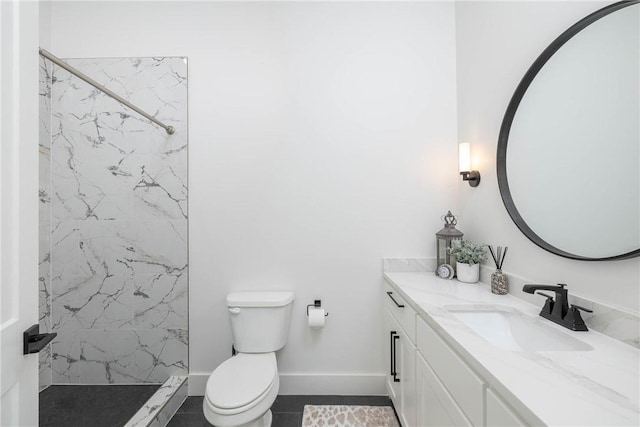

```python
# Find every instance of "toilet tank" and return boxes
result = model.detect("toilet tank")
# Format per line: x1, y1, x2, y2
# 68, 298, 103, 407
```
227, 291, 295, 353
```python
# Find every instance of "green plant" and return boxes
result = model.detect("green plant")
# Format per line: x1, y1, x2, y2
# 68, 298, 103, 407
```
448, 240, 487, 265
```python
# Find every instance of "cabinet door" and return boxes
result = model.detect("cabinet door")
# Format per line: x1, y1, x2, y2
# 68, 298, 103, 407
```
486, 389, 528, 427
399, 328, 417, 427
416, 352, 472, 427
385, 308, 401, 407
417, 317, 484, 426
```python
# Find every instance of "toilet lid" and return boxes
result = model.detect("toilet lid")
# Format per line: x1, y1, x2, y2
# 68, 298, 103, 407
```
206, 353, 277, 410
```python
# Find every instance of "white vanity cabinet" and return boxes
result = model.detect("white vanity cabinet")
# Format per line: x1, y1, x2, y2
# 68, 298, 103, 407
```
383, 283, 530, 427
384, 285, 417, 427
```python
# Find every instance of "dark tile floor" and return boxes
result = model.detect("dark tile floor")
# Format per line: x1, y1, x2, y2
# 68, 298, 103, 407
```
168, 395, 395, 427
39, 384, 159, 427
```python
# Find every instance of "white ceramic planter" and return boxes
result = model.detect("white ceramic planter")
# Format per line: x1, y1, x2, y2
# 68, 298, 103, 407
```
456, 262, 480, 283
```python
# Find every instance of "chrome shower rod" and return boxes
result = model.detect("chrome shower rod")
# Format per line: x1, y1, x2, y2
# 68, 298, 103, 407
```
39, 48, 175, 135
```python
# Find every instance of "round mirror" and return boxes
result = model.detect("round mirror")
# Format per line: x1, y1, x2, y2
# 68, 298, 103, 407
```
498, 0, 640, 261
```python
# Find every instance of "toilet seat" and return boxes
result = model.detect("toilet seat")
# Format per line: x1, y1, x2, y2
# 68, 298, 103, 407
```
203, 352, 278, 426
206, 353, 277, 412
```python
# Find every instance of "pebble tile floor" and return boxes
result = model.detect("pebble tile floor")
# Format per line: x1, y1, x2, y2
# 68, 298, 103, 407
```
168, 395, 395, 427
39, 384, 159, 427
40, 387, 395, 427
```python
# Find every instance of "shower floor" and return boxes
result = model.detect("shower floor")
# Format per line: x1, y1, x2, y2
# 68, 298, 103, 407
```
39, 384, 160, 427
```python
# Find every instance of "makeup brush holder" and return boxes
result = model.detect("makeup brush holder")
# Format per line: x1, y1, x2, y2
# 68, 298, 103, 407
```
491, 270, 508, 295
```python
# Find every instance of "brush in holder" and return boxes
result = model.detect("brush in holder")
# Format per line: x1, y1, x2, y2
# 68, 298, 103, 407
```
491, 270, 508, 295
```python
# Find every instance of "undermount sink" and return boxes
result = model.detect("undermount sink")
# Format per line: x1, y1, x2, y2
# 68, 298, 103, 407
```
444, 305, 593, 352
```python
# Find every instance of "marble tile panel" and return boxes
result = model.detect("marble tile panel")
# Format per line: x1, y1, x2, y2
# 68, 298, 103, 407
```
50, 124, 137, 221
133, 329, 188, 383
66, 329, 189, 385
51, 220, 105, 283
40, 148, 51, 206
52, 221, 135, 330
51, 214, 187, 287
79, 329, 139, 384
134, 272, 187, 329
39, 258, 52, 389
51, 329, 81, 384
39, 245, 51, 333
49, 59, 187, 223
46, 56, 188, 386
52, 273, 133, 330
40, 57, 52, 173
52, 220, 131, 279
123, 220, 188, 276
59, 58, 187, 141
40, 56, 53, 391
133, 160, 188, 220
39, 345, 52, 392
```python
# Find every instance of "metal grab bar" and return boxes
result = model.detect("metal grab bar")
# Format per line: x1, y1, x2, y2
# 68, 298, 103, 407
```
39, 48, 175, 135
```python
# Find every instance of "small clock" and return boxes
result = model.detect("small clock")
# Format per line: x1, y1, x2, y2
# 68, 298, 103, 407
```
436, 263, 454, 280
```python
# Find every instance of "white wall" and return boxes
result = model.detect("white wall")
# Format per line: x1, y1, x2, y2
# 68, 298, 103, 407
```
455, 1, 640, 313
39, 0, 51, 50
49, 1, 459, 394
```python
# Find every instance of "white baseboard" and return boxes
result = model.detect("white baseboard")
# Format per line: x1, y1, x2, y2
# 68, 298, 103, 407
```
188, 373, 209, 396
188, 372, 386, 396
279, 373, 387, 395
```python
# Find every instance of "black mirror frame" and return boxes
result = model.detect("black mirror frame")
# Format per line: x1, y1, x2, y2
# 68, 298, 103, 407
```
497, 0, 640, 261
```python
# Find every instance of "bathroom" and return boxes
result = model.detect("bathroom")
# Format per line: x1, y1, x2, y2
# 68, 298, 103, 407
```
1, 0, 638, 426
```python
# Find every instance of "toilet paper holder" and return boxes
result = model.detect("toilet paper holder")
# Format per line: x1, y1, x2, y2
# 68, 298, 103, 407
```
306, 300, 329, 317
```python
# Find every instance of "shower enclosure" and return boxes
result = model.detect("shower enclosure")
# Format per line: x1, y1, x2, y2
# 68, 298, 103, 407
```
38, 54, 188, 425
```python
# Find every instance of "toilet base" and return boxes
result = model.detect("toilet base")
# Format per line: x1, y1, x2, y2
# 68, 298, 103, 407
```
241, 410, 272, 427
206, 409, 271, 427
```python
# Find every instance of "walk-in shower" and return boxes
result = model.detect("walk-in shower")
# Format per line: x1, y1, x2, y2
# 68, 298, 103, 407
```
38, 52, 188, 426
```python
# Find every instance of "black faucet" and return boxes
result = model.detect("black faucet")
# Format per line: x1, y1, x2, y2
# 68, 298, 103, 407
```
522, 284, 592, 331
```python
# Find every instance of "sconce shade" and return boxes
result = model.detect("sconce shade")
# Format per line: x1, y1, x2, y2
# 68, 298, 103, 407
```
459, 142, 471, 172
458, 142, 480, 187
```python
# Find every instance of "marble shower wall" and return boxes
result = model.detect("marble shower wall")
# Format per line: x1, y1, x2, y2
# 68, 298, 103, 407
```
40, 57, 188, 386
39, 57, 53, 391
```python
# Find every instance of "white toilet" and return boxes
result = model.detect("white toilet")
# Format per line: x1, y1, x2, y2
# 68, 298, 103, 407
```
203, 291, 295, 427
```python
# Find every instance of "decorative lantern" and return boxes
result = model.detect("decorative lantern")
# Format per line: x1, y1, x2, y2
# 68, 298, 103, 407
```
436, 211, 463, 273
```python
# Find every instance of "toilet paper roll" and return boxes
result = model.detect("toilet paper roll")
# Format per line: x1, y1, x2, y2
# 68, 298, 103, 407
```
308, 307, 326, 329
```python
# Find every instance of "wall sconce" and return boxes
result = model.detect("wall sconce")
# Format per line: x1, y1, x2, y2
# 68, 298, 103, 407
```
459, 142, 480, 187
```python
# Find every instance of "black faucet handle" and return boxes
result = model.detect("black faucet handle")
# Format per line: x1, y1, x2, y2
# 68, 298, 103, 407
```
536, 292, 555, 300
538, 292, 554, 315
570, 304, 593, 313
522, 283, 567, 294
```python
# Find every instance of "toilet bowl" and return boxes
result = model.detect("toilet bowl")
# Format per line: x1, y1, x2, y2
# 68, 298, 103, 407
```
203, 291, 295, 427
203, 353, 279, 427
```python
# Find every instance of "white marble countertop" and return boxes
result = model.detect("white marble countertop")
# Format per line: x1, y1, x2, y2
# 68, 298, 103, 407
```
383, 272, 640, 427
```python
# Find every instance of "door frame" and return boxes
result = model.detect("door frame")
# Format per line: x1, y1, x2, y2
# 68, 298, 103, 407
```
0, 0, 40, 425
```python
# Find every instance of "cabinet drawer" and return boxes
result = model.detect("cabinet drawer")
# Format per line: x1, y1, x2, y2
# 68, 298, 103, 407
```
417, 316, 485, 426
383, 283, 416, 344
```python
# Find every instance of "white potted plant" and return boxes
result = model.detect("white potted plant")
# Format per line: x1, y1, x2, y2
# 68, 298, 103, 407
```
448, 240, 487, 283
